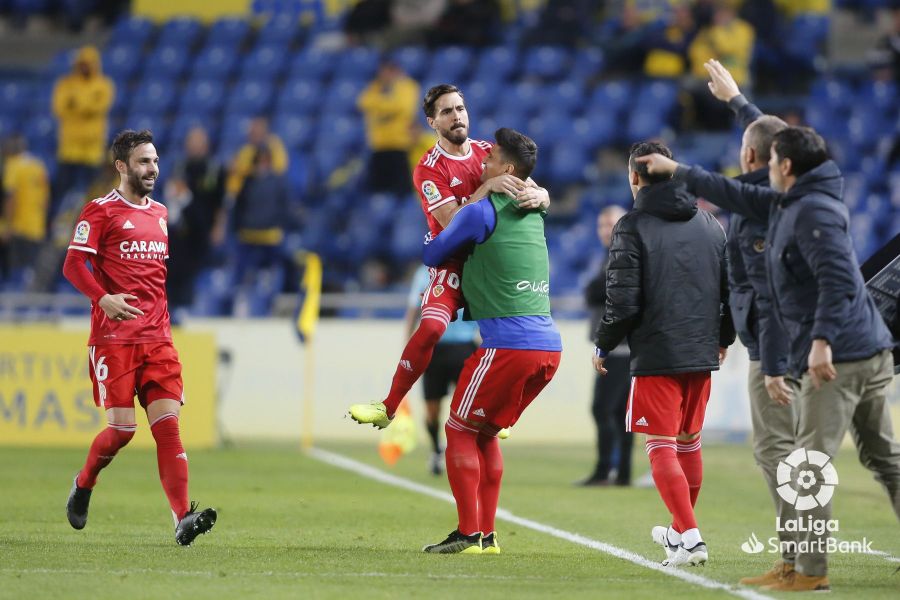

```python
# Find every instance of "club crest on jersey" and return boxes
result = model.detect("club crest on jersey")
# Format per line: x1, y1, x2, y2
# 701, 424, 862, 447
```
753, 239, 765, 253
73, 220, 90, 244
433, 284, 445, 297
159, 217, 168, 236
422, 180, 442, 205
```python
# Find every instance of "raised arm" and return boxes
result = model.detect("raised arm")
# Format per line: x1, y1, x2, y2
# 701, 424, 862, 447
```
704, 59, 763, 130
422, 200, 495, 267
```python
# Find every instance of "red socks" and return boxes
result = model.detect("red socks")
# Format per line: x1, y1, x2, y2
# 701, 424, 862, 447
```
476, 433, 503, 534
677, 437, 703, 507
77, 424, 136, 488
150, 413, 190, 521
383, 313, 449, 416
646, 439, 697, 533
445, 417, 481, 535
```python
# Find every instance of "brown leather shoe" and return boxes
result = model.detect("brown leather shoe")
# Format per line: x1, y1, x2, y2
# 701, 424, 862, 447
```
761, 570, 830, 592
739, 560, 794, 586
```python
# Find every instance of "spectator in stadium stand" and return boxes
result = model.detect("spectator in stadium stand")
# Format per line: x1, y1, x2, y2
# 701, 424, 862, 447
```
1, 134, 50, 277
703, 59, 798, 588
343, 0, 393, 44
226, 117, 288, 199
599, 3, 649, 77
868, 7, 900, 82
526, 0, 596, 46
577, 205, 633, 488
639, 128, 899, 593
593, 141, 734, 569
357, 60, 421, 196
430, 0, 500, 47
51, 45, 114, 211
642, 2, 697, 79
687, 4, 754, 129
231, 146, 290, 298
164, 127, 227, 320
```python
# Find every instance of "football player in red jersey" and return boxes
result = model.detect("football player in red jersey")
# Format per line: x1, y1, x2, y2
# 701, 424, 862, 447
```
349, 84, 550, 428
62, 130, 216, 546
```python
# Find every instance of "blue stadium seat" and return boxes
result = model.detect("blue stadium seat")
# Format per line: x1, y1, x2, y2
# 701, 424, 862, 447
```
169, 112, 216, 150
216, 112, 255, 160
335, 47, 380, 81
152, 43, 192, 78
548, 142, 589, 185
287, 47, 339, 80
285, 150, 310, 196
847, 108, 888, 149
637, 79, 679, 110
809, 78, 854, 112
23, 115, 54, 156
571, 47, 605, 81
130, 77, 178, 114
427, 46, 474, 84
316, 112, 364, 150
240, 43, 289, 79
273, 113, 317, 151
208, 17, 250, 46
123, 112, 168, 148
590, 80, 633, 115
179, 79, 227, 114
0, 115, 17, 138
109, 17, 155, 49
225, 79, 275, 116
858, 80, 897, 116
544, 80, 585, 115
0, 80, 32, 117
191, 44, 240, 79
472, 46, 519, 82
102, 43, 143, 81
495, 81, 542, 116
462, 79, 501, 119
323, 78, 366, 114
804, 105, 847, 141
44, 49, 76, 80
156, 16, 204, 48
390, 46, 429, 80
523, 46, 570, 80
580, 107, 620, 146
527, 110, 573, 147
784, 15, 829, 71
276, 76, 321, 115
258, 13, 303, 45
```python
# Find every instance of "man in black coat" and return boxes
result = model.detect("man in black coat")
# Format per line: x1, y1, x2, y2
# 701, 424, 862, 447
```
593, 141, 735, 568
640, 128, 899, 592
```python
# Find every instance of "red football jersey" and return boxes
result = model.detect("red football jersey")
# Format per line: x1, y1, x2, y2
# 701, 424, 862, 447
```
68, 189, 172, 346
414, 138, 492, 236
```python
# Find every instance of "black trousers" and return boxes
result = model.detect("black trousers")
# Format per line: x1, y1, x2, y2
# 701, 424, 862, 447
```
590, 354, 633, 483
367, 150, 412, 196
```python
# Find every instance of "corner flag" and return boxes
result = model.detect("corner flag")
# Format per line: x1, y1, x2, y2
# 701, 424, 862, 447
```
295, 251, 322, 344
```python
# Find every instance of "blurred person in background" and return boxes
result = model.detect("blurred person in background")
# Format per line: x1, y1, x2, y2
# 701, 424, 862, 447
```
405, 264, 479, 476
643, 2, 697, 79
430, 0, 500, 47
231, 146, 290, 305
1, 134, 50, 280
578, 205, 634, 487
687, 3, 754, 129
343, 0, 393, 45
164, 127, 227, 320
226, 117, 288, 199
868, 7, 900, 82
357, 60, 421, 196
52, 45, 115, 212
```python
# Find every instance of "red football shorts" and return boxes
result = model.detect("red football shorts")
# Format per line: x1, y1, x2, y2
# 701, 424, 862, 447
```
450, 347, 561, 430
420, 261, 465, 326
626, 371, 711, 437
88, 342, 184, 409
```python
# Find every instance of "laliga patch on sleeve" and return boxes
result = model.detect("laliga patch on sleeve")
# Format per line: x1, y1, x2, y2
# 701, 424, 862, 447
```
73, 220, 90, 244
422, 180, 442, 205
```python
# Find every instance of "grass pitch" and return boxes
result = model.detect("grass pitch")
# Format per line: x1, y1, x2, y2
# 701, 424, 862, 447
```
0, 441, 897, 599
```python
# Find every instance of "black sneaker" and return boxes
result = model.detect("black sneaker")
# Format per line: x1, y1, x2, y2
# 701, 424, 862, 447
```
66, 473, 91, 530
175, 501, 217, 546
482, 531, 501, 554
422, 529, 483, 554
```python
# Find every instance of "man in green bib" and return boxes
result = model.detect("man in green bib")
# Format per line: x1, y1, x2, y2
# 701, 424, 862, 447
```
420, 128, 562, 554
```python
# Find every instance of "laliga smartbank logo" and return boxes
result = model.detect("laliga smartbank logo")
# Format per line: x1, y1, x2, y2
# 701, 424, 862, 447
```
740, 448, 874, 555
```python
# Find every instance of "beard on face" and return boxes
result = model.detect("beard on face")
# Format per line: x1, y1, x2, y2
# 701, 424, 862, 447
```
127, 167, 155, 195
440, 123, 468, 145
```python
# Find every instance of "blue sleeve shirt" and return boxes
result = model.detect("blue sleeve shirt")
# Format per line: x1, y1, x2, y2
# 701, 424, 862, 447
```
422, 200, 562, 352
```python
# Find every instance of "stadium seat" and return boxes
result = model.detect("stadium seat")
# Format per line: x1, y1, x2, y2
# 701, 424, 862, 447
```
547, 142, 589, 185
152, 43, 192, 78
156, 16, 204, 49
523, 46, 571, 81
847, 108, 888, 149
240, 43, 289, 79
462, 79, 501, 119
273, 113, 317, 151
191, 44, 240, 79
638, 79, 680, 109
581, 107, 621, 147
495, 81, 542, 116
287, 47, 339, 81
335, 47, 380, 81
427, 46, 474, 84
179, 79, 227, 115
472, 46, 519, 82
544, 80, 585, 115
123, 112, 169, 148
258, 13, 303, 45
590, 80, 633, 116
169, 112, 216, 149
208, 17, 250, 46
216, 113, 256, 160
390, 47, 429, 80
0, 114, 17, 139
323, 78, 366, 115
809, 78, 854, 112
23, 114, 54, 156
276, 77, 321, 115
108, 16, 155, 49
130, 77, 178, 114
857, 80, 898, 116
571, 47, 605, 81
528, 110, 574, 147
224, 79, 275, 116
102, 43, 143, 81
0, 80, 32, 117
316, 112, 364, 151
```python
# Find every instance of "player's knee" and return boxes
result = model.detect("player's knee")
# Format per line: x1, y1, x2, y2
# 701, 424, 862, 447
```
111, 427, 135, 448
677, 431, 700, 443
418, 317, 448, 346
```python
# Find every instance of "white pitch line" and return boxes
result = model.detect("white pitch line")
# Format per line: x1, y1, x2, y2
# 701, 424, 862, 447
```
308, 447, 775, 600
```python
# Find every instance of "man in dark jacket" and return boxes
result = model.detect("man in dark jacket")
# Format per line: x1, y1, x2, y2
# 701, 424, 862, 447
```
640, 128, 899, 592
704, 59, 799, 587
593, 141, 735, 568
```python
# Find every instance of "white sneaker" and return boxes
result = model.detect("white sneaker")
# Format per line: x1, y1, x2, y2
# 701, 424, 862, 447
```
663, 542, 708, 567
651, 526, 679, 560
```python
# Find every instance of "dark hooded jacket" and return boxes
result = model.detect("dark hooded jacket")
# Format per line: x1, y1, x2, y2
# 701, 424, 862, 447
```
594, 180, 735, 376
678, 160, 895, 376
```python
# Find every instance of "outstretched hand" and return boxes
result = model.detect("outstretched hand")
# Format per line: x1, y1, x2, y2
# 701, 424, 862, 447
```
635, 153, 680, 176
704, 59, 741, 103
